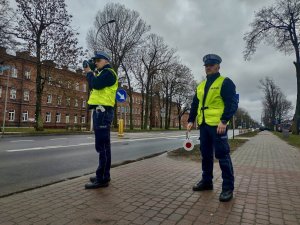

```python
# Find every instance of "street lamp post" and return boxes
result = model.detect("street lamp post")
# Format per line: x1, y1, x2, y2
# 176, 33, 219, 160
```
1, 65, 11, 138
95, 19, 116, 41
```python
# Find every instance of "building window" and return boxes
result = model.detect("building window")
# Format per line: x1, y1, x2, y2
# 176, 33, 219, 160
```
66, 114, 70, 124
10, 88, 16, 99
0, 86, 2, 98
57, 96, 62, 105
74, 99, 78, 107
47, 94, 52, 103
82, 100, 86, 108
23, 90, 29, 101
22, 111, 28, 121
24, 70, 31, 79
75, 82, 79, 91
46, 112, 51, 123
58, 80, 62, 88
118, 106, 120, 112
83, 84, 87, 92
74, 115, 78, 124
48, 75, 52, 85
66, 97, 70, 106
0, 67, 3, 75
8, 110, 15, 121
67, 81, 71, 89
81, 115, 85, 124
11, 67, 17, 78
56, 113, 61, 123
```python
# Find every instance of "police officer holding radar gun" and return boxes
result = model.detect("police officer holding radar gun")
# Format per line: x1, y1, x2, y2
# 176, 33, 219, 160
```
187, 54, 238, 202
83, 51, 118, 189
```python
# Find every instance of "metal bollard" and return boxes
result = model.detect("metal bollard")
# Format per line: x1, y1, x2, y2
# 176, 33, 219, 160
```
118, 119, 124, 137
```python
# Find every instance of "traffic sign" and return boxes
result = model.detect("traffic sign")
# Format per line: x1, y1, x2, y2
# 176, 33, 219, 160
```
116, 88, 127, 103
0, 65, 10, 72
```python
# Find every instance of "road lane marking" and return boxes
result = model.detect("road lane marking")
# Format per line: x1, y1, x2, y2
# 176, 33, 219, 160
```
10, 140, 34, 143
49, 138, 68, 141
6, 134, 199, 152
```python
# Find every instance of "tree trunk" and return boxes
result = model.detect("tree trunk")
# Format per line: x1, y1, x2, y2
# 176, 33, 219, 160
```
122, 64, 133, 130
178, 115, 182, 130
293, 62, 300, 134
143, 77, 151, 130
35, 42, 44, 131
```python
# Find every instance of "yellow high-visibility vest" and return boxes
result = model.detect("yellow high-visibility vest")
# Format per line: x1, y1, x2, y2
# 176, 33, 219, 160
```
88, 68, 118, 107
197, 75, 225, 126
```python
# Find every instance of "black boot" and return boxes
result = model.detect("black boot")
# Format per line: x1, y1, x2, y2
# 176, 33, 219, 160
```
90, 176, 111, 183
85, 180, 109, 189
219, 190, 233, 202
192, 180, 213, 191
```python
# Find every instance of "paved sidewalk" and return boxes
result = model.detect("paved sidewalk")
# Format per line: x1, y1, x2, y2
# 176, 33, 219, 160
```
1, 131, 300, 225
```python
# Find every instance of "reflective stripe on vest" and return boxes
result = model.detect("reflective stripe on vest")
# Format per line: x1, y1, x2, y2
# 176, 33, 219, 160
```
87, 68, 118, 107
196, 76, 225, 126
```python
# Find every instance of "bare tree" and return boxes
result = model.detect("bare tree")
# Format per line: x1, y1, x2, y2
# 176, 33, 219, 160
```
5, 0, 82, 131
87, 3, 150, 127
0, 0, 19, 50
141, 34, 175, 129
259, 77, 293, 129
172, 66, 196, 130
244, 0, 300, 134
130, 49, 147, 129
234, 108, 258, 129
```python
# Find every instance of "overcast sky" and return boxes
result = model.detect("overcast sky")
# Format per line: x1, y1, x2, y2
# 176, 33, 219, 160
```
33, 0, 300, 122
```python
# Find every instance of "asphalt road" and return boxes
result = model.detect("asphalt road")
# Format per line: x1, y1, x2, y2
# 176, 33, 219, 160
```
0, 129, 238, 196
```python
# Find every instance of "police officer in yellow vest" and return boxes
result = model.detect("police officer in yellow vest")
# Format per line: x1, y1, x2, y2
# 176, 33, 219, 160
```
187, 54, 238, 202
83, 51, 118, 189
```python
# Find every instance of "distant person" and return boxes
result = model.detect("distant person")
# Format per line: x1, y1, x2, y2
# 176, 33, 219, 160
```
83, 51, 118, 189
187, 54, 238, 202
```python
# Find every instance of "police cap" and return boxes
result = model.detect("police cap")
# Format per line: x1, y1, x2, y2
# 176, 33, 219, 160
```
203, 54, 222, 66
92, 51, 111, 62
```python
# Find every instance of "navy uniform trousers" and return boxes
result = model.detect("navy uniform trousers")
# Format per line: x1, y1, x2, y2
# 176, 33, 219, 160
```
199, 124, 234, 191
93, 107, 114, 182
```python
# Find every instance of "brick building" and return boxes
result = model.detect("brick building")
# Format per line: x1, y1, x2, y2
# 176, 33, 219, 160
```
0, 47, 89, 129
0, 47, 190, 130
116, 87, 190, 129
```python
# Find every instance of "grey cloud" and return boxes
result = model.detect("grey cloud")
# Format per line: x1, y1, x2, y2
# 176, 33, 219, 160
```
65, 0, 296, 121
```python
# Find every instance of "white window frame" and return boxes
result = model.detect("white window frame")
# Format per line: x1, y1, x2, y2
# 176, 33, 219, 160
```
10, 88, 16, 99
67, 81, 71, 89
8, 110, 15, 121
0, 86, 2, 98
66, 114, 70, 124
22, 111, 28, 121
75, 82, 79, 91
47, 94, 52, 103
11, 67, 17, 78
24, 70, 31, 79
82, 100, 86, 108
57, 96, 62, 105
74, 115, 78, 124
81, 115, 85, 124
23, 90, 29, 101
48, 75, 52, 85
74, 99, 78, 107
66, 97, 70, 106
83, 84, 87, 92
56, 113, 61, 123
46, 112, 51, 123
